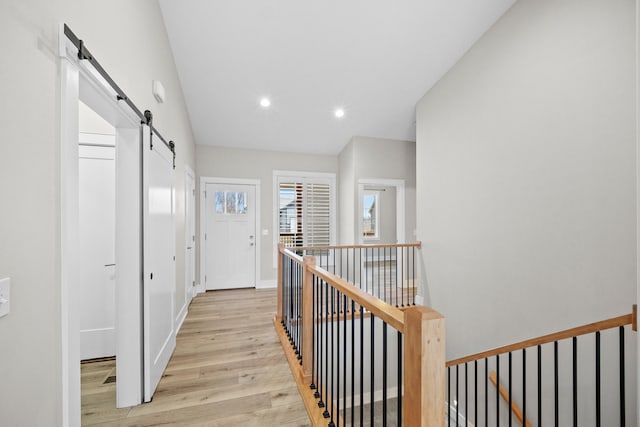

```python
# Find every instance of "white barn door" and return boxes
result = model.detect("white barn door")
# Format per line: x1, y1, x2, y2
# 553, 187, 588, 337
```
142, 123, 176, 402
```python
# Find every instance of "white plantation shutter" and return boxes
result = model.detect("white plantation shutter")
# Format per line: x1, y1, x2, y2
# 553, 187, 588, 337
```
276, 174, 335, 248
305, 182, 331, 247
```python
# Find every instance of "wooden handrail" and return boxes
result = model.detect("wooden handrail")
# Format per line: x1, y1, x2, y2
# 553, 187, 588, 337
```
283, 241, 422, 252
281, 247, 304, 265
308, 264, 406, 333
447, 307, 636, 367
489, 371, 533, 427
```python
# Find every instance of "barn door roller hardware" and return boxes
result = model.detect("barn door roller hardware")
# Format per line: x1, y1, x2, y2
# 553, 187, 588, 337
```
64, 24, 176, 168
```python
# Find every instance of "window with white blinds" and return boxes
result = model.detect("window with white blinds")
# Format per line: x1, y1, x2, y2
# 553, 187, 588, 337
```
274, 172, 335, 251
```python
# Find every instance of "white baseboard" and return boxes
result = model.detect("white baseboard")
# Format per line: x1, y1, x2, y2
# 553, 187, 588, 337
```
175, 302, 188, 332
80, 328, 115, 360
195, 282, 205, 294
256, 280, 277, 289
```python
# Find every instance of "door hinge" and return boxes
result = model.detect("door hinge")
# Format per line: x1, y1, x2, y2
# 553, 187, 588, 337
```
192, 281, 195, 287
192, 189, 196, 196
205, 275, 207, 283
205, 233, 207, 240
192, 235, 195, 242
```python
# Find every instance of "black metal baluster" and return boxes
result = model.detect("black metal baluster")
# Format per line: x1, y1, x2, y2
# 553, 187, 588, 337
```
343, 294, 347, 426
474, 360, 478, 426
311, 274, 316, 392
448, 367, 451, 427
377, 247, 381, 299
359, 248, 362, 290
364, 247, 367, 294
508, 352, 512, 427
620, 326, 626, 427
485, 358, 488, 427
395, 247, 398, 306
596, 331, 601, 427
554, 341, 558, 427
573, 337, 577, 427
333, 247, 336, 276
360, 304, 364, 427
335, 291, 341, 427
484, 357, 489, 426
398, 331, 403, 426
351, 299, 355, 425
400, 246, 404, 307
298, 264, 302, 361
496, 354, 500, 427
523, 348, 526, 427
315, 277, 322, 400
456, 364, 459, 426
383, 246, 387, 303
538, 345, 541, 427
371, 314, 375, 425
346, 247, 350, 284
383, 322, 388, 427
322, 281, 330, 418
319, 280, 326, 408
412, 246, 416, 304
465, 363, 468, 427
330, 287, 335, 427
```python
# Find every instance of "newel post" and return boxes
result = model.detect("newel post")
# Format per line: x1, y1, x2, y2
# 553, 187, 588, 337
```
301, 255, 316, 384
403, 306, 446, 427
276, 243, 284, 323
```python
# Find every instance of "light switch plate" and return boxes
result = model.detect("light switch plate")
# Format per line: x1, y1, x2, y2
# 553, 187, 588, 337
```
0, 278, 10, 318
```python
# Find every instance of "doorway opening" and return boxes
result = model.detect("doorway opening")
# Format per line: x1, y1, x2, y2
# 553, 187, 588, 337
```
78, 102, 118, 414
357, 179, 405, 245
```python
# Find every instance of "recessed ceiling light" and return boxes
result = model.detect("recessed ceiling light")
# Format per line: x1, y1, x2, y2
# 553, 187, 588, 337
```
259, 97, 271, 108
334, 108, 345, 118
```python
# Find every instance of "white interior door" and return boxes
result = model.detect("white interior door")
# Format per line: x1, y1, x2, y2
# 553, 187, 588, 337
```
205, 183, 256, 290
142, 124, 176, 402
78, 140, 115, 360
185, 169, 196, 299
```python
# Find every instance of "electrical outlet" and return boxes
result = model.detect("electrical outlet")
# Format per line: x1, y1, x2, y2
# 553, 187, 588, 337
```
0, 278, 10, 318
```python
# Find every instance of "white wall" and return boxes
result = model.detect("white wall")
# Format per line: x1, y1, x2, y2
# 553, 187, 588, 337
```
196, 145, 338, 283
416, 0, 636, 360
338, 136, 416, 244
339, 140, 356, 245
0, 1, 196, 424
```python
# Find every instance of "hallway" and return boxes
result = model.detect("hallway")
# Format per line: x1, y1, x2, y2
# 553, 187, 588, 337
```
81, 289, 309, 426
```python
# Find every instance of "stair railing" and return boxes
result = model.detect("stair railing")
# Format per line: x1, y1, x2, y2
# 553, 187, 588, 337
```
284, 242, 421, 307
445, 306, 637, 426
276, 243, 445, 426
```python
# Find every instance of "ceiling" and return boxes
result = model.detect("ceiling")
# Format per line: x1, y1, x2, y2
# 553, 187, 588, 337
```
159, 0, 515, 155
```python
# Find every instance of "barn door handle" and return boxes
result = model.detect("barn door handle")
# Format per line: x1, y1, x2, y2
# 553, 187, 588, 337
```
104, 263, 116, 267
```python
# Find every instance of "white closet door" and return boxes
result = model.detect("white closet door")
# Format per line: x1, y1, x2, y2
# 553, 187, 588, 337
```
78, 142, 116, 360
142, 124, 176, 402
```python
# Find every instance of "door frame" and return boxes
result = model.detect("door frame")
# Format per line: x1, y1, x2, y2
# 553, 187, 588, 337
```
199, 177, 261, 293
357, 178, 406, 244
184, 165, 196, 303
60, 29, 143, 426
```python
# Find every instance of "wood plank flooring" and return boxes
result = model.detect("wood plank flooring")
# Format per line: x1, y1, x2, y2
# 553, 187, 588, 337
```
81, 289, 310, 426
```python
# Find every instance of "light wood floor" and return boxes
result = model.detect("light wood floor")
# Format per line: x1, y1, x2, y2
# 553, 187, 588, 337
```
81, 289, 310, 426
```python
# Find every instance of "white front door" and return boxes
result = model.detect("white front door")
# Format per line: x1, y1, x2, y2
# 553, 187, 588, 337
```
205, 183, 256, 290
142, 124, 176, 402
78, 139, 115, 360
